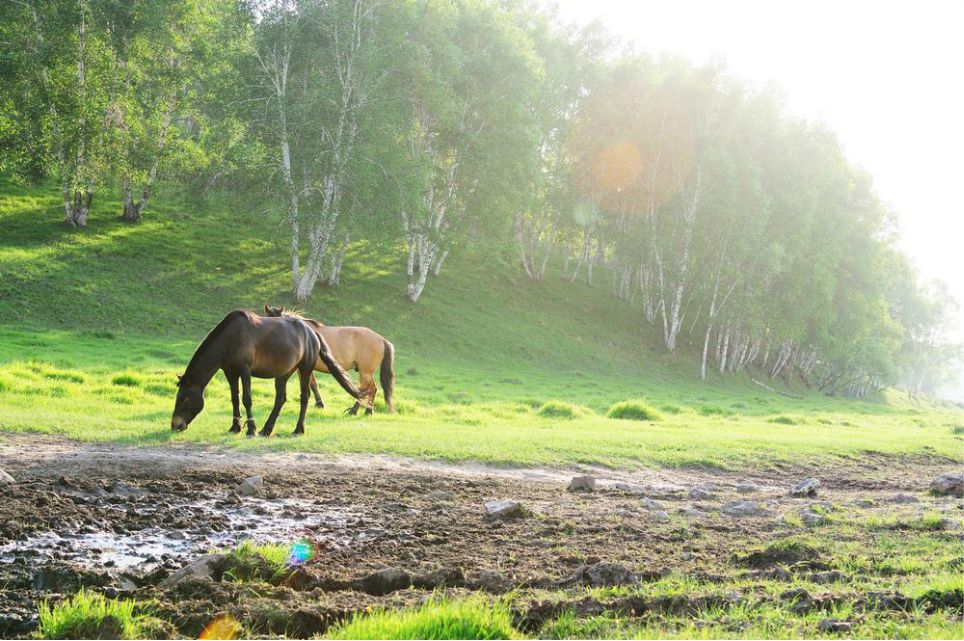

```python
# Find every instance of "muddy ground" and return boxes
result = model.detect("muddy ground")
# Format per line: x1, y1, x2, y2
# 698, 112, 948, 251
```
0, 435, 961, 639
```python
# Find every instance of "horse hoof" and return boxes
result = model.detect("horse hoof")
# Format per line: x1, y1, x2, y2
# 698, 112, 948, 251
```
315, 401, 325, 408
292, 429, 305, 436
229, 426, 242, 434
258, 430, 273, 438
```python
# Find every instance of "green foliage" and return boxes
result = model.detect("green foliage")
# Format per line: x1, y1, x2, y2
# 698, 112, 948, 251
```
537, 400, 592, 419
606, 400, 662, 422
221, 541, 290, 583
323, 597, 521, 640
36, 590, 148, 640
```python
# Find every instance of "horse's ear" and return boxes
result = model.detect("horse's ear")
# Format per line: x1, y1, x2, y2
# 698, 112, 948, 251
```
264, 303, 270, 314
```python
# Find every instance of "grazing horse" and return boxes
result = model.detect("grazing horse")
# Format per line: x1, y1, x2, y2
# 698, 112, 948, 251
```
170, 310, 366, 437
263, 305, 395, 415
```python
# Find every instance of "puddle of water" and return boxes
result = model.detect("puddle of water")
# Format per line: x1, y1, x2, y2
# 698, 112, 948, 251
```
0, 495, 375, 572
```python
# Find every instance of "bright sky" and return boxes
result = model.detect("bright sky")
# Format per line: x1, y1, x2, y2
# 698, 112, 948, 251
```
550, 0, 964, 395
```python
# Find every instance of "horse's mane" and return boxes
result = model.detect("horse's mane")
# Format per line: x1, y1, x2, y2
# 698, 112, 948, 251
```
185, 310, 257, 376
275, 308, 326, 327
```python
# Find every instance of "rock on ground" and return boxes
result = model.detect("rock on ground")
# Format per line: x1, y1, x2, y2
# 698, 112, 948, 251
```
680, 506, 708, 518
0, 468, 15, 486
237, 476, 264, 497
485, 499, 523, 518
640, 497, 663, 511
356, 568, 411, 596
566, 561, 637, 587
158, 553, 225, 587
721, 500, 764, 517
568, 475, 595, 492
887, 493, 920, 504
800, 509, 827, 527
789, 478, 820, 497
929, 473, 963, 497
688, 487, 714, 500
818, 619, 852, 633
736, 480, 760, 494
649, 509, 670, 522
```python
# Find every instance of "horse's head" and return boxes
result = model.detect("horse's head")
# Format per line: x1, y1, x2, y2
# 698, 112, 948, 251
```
171, 374, 204, 431
263, 304, 285, 317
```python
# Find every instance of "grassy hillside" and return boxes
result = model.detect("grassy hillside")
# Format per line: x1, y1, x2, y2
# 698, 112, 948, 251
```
1, 177, 961, 468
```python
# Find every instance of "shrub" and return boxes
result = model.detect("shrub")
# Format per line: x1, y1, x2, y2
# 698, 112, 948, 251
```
324, 597, 521, 640
111, 373, 142, 387
606, 399, 661, 422
768, 414, 802, 425
537, 400, 591, 419
659, 403, 683, 414
36, 590, 148, 639
698, 404, 730, 416
222, 541, 291, 583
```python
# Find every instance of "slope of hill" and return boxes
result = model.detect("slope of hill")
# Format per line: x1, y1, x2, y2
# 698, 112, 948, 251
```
0, 178, 961, 467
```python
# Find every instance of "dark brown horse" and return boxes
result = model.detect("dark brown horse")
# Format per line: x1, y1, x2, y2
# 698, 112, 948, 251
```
171, 310, 366, 437
263, 305, 395, 415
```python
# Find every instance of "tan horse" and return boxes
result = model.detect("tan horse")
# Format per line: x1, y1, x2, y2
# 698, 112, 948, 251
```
263, 305, 395, 414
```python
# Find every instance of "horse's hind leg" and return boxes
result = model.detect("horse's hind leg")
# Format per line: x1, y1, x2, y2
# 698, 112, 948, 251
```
294, 370, 311, 436
310, 373, 325, 408
259, 375, 290, 437
227, 372, 242, 434
241, 368, 257, 437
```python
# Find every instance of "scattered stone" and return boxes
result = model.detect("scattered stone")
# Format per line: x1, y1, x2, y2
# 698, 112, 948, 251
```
818, 619, 852, 633
721, 500, 764, 517
789, 478, 820, 498
475, 570, 509, 593
887, 493, 920, 504
856, 499, 876, 508
736, 480, 760, 494
688, 487, 714, 500
236, 476, 264, 497
640, 497, 663, 511
679, 506, 708, 518
424, 489, 454, 501
284, 567, 321, 591
800, 509, 827, 527
929, 473, 963, 498
0, 468, 15, 486
568, 561, 637, 587
568, 475, 596, 492
810, 570, 848, 584
609, 482, 648, 495
485, 499, 524, 519
643, 482, 687, 498
650, 510, 670, 522
940, 518, 960, 530
781, 587, 815, 612
357, 567, 411, 596
158, 553, 225, 587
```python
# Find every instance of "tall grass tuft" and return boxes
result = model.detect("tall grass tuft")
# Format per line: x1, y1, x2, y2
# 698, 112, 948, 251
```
606, 399, 662, 422
221, 541, 290, 582
36, 590, 145, 639
536, 400, 592, 419
324, 597, 521, 640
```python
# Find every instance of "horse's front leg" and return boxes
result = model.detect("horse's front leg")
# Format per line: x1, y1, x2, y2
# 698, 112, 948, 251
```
293, 370, 311, 436
259, 375, 290, 437
227, 372, 242, 434
240, 368, 257, 438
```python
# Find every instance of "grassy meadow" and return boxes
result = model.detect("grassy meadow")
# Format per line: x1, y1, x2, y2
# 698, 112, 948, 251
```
1, 177, 961, 470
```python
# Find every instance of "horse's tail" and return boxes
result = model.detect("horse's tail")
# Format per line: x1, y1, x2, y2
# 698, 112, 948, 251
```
380, 338, 396, 413
315, 329, 368, 406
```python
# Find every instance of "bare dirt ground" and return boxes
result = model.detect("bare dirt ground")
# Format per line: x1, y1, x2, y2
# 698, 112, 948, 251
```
0, 435, 961, 638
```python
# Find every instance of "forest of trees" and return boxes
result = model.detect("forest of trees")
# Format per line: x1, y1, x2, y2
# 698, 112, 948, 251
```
1, 0, 960, 397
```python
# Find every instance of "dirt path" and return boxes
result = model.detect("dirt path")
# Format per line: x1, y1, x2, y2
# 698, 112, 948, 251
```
0, 435, 960, 638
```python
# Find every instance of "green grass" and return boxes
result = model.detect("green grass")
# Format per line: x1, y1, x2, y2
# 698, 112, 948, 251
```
323, 597, 521, 640
0, 176, 962, 468
606, 399, 662, 422
220, 541, 292, 583
36, 590, 152, 640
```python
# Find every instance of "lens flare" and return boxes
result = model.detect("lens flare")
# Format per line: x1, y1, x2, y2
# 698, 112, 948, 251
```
199, 614, 242, 640
288, 540, 313, 566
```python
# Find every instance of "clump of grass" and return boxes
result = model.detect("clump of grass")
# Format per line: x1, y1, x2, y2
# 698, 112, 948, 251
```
537, 400, 591, 419
735, 537, 825, 569
606, 399, 661, 422
324, 597, 521, 640
111, 373, 143, 387
221, 541, 290, 583
659, 403, 683, 414
768, 414, 803, 425
36, 589, 149, 639
698, 404, 731, 416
